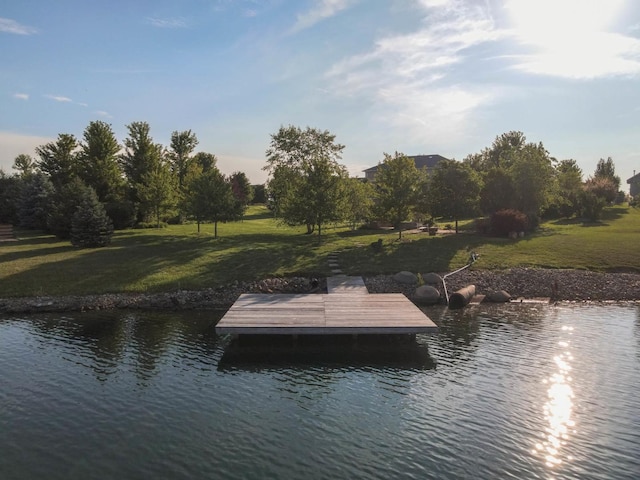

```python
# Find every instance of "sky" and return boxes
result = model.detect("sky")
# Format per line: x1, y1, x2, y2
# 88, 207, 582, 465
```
2, 0, 640, 188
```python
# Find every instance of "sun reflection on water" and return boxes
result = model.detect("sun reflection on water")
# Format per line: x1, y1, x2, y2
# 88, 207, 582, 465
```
533, 325, 575, 471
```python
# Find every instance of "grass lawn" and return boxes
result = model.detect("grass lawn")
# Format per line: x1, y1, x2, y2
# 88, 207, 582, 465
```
1, 205, 639, 297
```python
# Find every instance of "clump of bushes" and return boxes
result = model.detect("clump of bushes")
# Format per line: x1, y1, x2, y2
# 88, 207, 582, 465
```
490, 209, 529, 236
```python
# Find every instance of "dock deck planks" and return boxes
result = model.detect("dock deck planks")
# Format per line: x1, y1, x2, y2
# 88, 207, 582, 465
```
216, 279, 438, 335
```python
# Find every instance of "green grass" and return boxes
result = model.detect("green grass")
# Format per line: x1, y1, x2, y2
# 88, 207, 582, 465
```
1, 205, 639, 297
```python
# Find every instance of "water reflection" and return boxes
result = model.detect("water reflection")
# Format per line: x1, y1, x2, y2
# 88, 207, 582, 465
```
534, 324, 575, 470
217, 334, 435, 372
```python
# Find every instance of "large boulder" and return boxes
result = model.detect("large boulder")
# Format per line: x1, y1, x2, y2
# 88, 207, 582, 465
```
394, 271, 418, 285
414, 285, 441, 305
422, 272, 443, 285
487, 290, 511, 302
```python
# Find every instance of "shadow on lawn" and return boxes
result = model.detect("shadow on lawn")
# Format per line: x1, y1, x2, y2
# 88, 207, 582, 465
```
0, 231, 329, 297
337, 230, 488, 275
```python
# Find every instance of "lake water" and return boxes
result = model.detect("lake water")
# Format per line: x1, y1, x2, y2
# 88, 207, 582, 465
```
1, 304, 639, 480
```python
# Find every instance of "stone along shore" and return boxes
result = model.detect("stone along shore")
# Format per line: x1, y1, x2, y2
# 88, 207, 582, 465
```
1, 268, 640, 314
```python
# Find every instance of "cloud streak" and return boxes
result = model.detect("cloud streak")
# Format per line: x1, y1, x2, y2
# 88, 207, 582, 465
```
290, 0, 356, 33
326, 0, 501, 143
44, 94, 73, 103
13, 93, 29, 100
146, 17, 188, 28
0, 17, 38, 35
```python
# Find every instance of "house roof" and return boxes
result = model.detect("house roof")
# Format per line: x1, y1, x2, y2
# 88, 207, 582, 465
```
363, 154, 449, 173
626, 172, 640, 184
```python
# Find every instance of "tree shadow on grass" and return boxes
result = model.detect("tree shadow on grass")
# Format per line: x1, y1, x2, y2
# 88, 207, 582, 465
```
0, 231, 330, 297
337, 231, 489, 275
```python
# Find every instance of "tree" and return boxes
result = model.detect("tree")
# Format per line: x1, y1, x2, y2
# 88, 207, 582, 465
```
47, 177, 93, 239
373, 152, 421, 239
252, 184, 266, 204
71, 188, 114, 248
13, 154, 36, 178
17, 173, 54, 230
594, 157, 620, 191
229, 171, 254, 218
183, 166, 234, 237
554, 159, 583, 218
264, 125, 347, 235
119, 121, 165, 222
78, 121, 124, 203
35, 134, 79, 189
470, 132, 555, 219
342, 178, 374, 230
169, 130, 199, 189
137, 162, 177, 228
0, 172, 22, 224
192, 152, 217, 172
428, 159, 481, 233
592, 157, 620, 203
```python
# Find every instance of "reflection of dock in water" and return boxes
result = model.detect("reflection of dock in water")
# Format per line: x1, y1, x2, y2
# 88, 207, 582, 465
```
217, 334, 436, 372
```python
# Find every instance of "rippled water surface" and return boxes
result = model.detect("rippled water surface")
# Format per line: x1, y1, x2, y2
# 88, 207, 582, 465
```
1, 304, 639, 479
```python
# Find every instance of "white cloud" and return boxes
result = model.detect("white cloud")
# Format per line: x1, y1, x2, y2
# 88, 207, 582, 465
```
290, 0, 356, 33
94, 110, 113, 118
0, 131, 54, 173
506, 0, 640, 79
146, 17, 188, 28
45, 94, 73, 103
0, 17, 38, 35
13, 93, 29, 100
326, 0, 501, 143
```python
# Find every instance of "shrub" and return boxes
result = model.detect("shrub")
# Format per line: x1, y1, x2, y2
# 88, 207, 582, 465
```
71, 188, 113, 248
105, 200, 136, 230
490, 209, 529, 236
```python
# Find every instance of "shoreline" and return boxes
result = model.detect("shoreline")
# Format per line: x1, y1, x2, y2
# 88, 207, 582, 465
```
1, 268, 639, 314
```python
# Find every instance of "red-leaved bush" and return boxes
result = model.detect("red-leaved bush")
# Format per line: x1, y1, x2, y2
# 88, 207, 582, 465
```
490, 209, 529, 236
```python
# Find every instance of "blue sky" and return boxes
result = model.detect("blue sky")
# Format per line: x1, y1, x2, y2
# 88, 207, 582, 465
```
2, 0, 640, 187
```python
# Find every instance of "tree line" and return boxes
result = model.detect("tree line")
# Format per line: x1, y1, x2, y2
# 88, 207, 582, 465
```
265, 127, 626, 238
0, 123, 626, 245
0, 121, 254, 245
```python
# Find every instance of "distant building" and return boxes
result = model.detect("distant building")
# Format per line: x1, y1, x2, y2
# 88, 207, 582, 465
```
627, 171, 640, 197
363, 154, 448, 181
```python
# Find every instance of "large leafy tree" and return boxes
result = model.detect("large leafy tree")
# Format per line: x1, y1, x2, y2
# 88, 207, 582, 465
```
119, 121, 165, 222
183, 166, 234, 236
373, 152, 421, 239
229, 171, 254, 218
428, 159, 481, 233
342, 178, 374, 230
264, 125, 347, 235
594, 157, 620, 191
169, 130, 199, 189
78, 121, 123, 203
137, 162, 177, 228
469, 131, 555, 219
35, 133, 79, 189
554, 159, 584, 218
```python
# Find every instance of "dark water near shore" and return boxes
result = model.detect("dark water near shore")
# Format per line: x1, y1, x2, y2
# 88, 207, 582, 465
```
1, 304, 639, 479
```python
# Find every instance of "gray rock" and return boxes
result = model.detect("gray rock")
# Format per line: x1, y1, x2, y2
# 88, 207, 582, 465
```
394, 271, 418, 285
414, 285, 441, 305
422, 272, 443, 285
487, 290, 511, 302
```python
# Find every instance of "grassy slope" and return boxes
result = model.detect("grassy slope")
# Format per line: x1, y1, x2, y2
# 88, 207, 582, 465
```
1, 205, 639, 297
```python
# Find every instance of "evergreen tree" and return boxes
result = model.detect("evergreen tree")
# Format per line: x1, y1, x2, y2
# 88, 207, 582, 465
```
35, 134, 79, 189
48, 177, 93, 239
18, 173, 54, 230
71, 188, 114, 248
78, 121, 124, 203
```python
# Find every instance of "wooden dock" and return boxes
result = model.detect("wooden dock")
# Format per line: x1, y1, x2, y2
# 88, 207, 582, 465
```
215, 276, 438, 335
